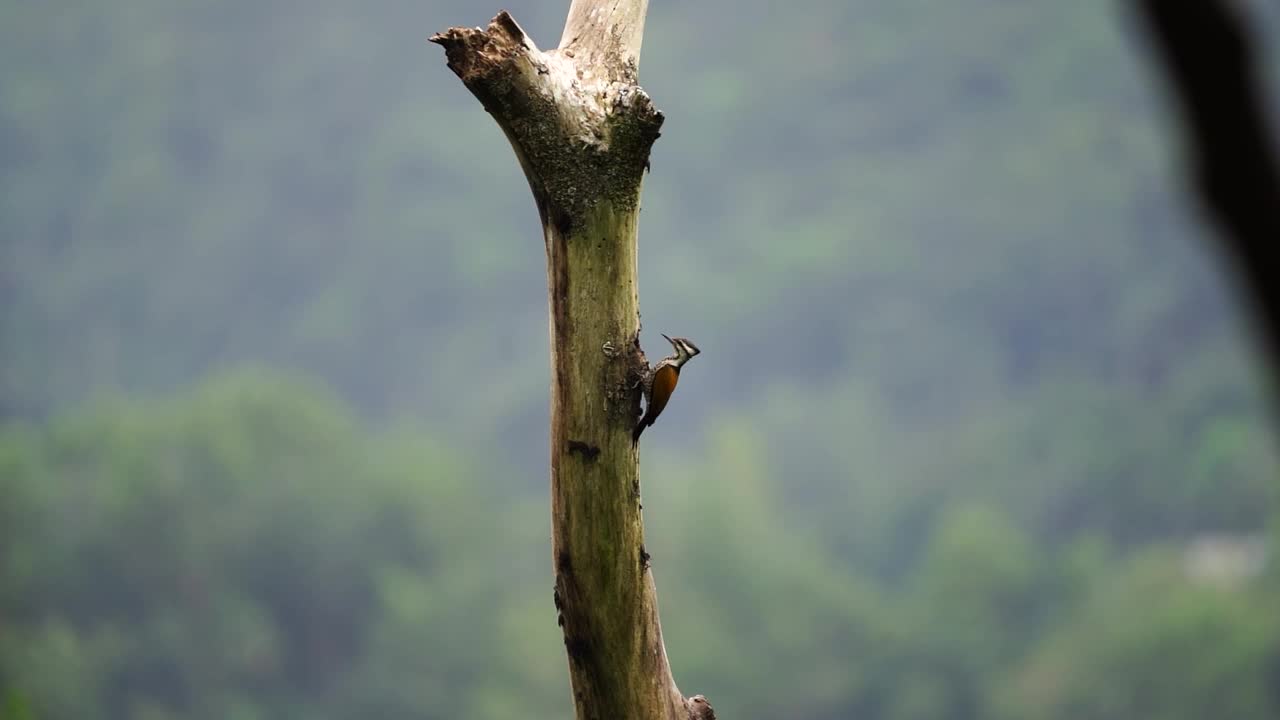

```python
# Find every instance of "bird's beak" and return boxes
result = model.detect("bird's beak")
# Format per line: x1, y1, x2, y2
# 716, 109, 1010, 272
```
661, 333, 674, 346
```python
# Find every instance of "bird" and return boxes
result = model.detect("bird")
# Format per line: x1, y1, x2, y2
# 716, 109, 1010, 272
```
633, 333, 701, 442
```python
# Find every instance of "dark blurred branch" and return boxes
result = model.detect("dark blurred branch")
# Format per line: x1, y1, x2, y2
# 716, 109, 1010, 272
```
1131, 0, 1280, 360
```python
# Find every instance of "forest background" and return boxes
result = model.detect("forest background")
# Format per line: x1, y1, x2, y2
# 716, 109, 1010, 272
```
2, 1, 1279, 718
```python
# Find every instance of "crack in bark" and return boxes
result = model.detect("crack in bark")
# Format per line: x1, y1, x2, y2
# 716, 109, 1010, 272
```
567, 440, 602, 461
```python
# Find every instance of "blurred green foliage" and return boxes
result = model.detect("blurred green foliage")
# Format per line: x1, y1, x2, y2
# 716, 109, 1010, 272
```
2, 0, 1280, 718
0, 373, 550, 719
2, 374, 1277, 719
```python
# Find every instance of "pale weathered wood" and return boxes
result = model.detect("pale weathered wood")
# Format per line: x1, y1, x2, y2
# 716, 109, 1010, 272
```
560, 0, 649, 82
430, 4, 714, 719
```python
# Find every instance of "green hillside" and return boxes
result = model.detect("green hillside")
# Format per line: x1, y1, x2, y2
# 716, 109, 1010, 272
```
2, 1, 1278, 718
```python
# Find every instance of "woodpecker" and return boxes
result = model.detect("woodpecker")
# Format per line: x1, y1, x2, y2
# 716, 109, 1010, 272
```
633, 333, 701, 443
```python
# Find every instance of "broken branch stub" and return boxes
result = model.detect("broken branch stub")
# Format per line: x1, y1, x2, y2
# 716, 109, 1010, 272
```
430, 12, 662, 234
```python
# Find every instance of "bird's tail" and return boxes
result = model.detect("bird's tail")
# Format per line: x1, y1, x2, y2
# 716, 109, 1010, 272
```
632, 421, 647, 443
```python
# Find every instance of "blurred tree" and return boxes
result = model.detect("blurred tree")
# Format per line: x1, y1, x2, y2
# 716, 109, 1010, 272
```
999, 551, 1280, 720
1131, 0, 1280, 356
0, 371, 537, 720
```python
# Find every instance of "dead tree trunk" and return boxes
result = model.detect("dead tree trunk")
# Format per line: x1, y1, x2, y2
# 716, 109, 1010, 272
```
431, 3, 714, 719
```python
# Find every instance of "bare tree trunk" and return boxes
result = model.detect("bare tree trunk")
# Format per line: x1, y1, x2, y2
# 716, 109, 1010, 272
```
431, 4, 715, 719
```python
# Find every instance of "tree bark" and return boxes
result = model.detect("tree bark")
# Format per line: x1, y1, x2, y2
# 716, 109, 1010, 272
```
430, 4, 715, 719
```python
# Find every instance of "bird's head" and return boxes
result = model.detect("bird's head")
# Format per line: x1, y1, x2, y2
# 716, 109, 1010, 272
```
662, 333, 701, 366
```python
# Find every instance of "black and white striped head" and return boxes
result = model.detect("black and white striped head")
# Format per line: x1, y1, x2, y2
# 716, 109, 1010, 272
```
662, 333, 701, 366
